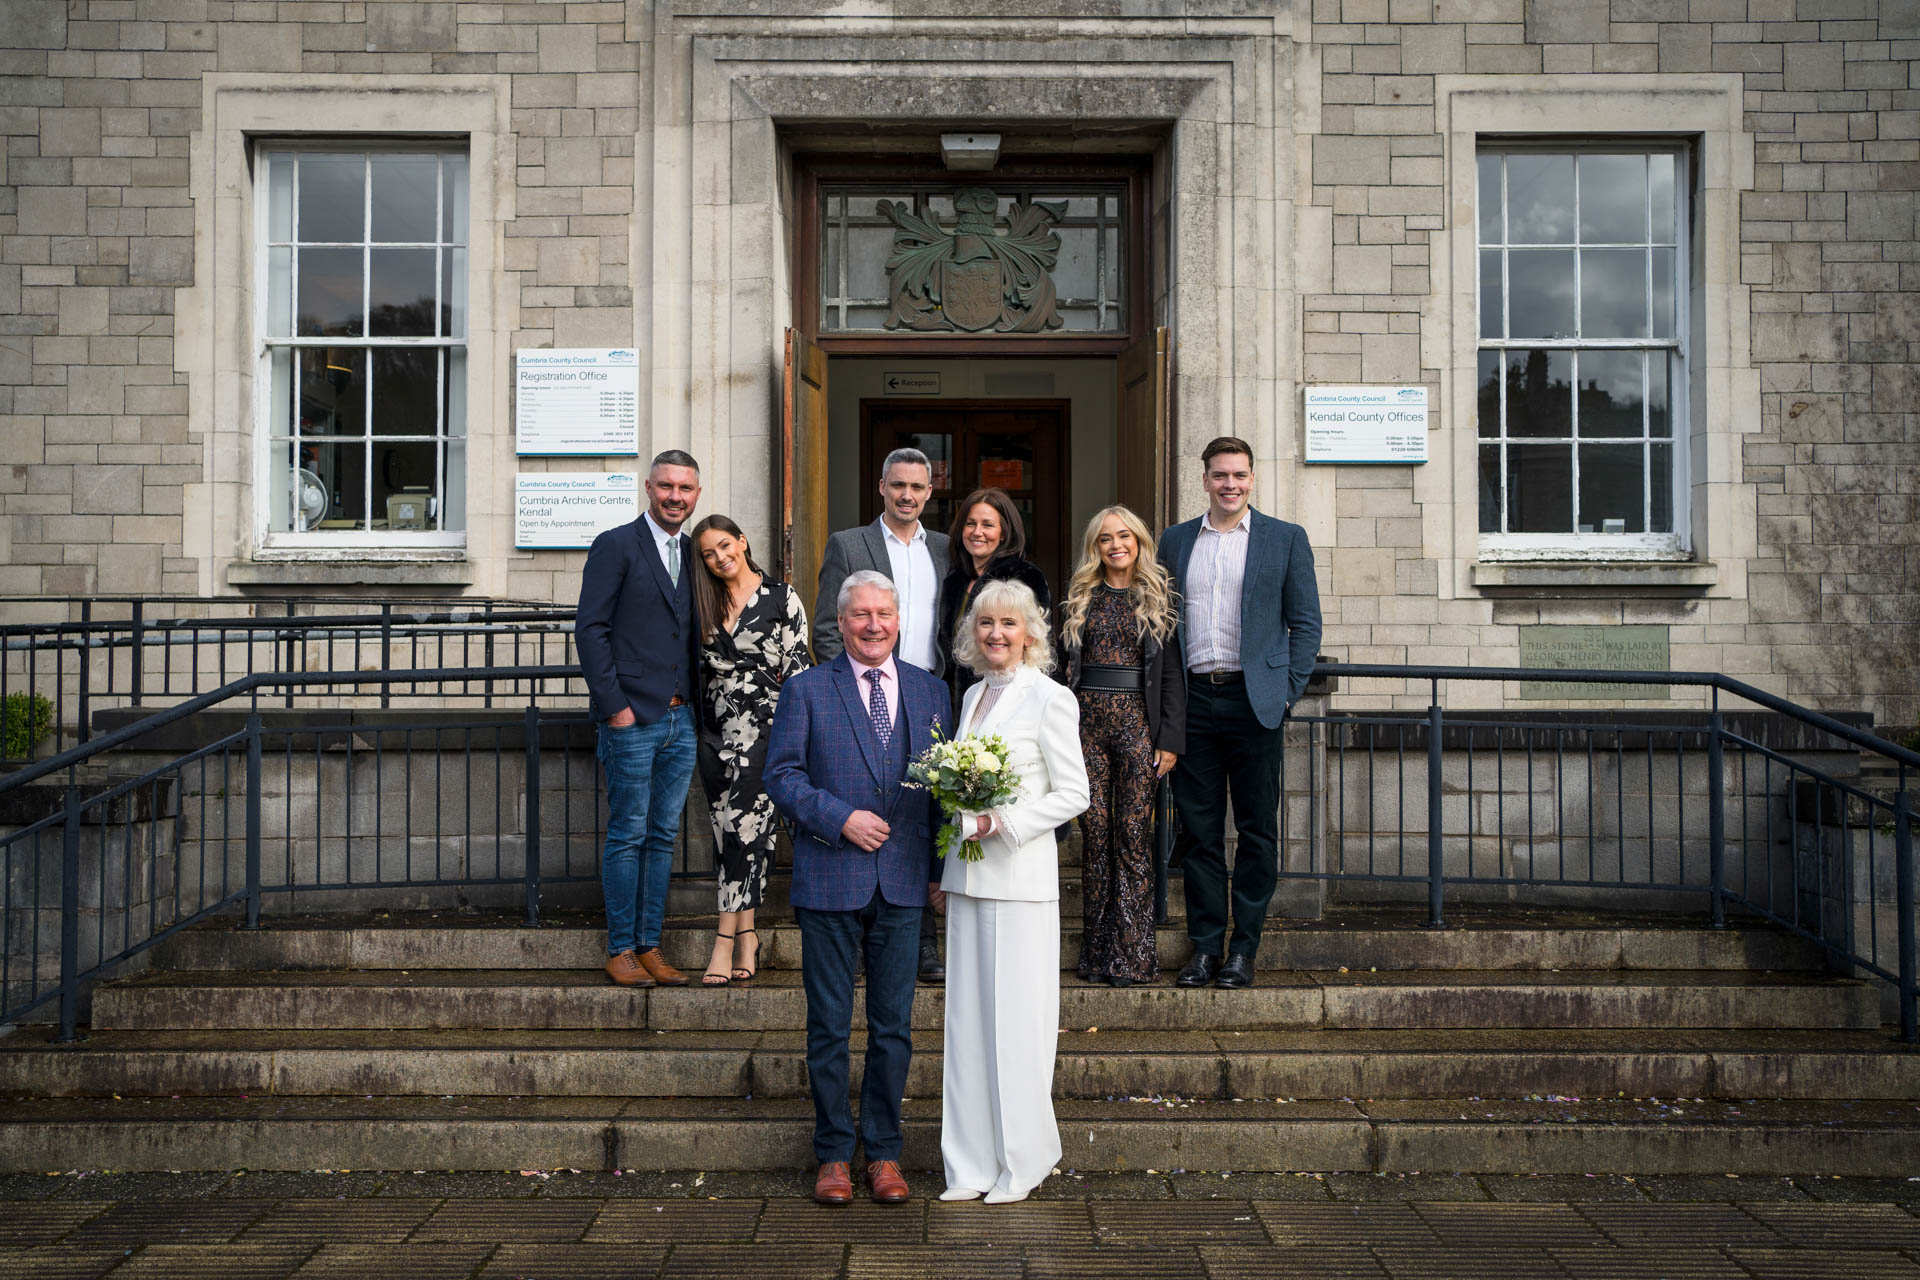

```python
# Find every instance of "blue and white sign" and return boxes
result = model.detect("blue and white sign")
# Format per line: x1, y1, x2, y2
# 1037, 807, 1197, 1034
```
515, 348, 640, 456
1303, 385, 1429, 464
514, 472, 640, 549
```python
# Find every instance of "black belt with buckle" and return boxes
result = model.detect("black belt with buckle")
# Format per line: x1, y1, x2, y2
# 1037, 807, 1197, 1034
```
1079, 663, 1145, 693
1189, 668, 1243, 685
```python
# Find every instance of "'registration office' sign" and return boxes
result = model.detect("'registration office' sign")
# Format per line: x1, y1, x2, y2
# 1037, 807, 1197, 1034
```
1303, 386, 1429, 464
514, 473, 639, 549
515, 348, 640, 456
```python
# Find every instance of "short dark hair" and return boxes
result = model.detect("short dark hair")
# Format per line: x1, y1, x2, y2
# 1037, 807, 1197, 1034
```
948, 487, 1027, 568
1201, 437, 1253, 471
651, 449, 700, 474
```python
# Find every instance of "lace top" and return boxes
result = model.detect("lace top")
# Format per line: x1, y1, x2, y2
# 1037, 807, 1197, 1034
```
970, 666, 1018, 728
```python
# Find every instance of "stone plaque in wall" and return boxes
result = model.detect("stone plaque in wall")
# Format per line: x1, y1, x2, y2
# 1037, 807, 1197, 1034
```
1517, 625, 1671, 700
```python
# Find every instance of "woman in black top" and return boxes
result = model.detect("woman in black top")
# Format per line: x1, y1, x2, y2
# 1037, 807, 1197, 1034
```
937, 487, 1051, 719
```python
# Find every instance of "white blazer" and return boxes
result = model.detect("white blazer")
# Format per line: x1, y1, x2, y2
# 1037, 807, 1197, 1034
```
941, 664, 1091, 903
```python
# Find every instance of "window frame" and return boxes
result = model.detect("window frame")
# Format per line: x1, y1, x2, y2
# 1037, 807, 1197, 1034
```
1475, 138, 1694, 561
253, 139, 471, 552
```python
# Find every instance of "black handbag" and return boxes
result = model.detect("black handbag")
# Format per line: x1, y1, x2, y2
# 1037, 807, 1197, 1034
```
1152, 775, 1179, 925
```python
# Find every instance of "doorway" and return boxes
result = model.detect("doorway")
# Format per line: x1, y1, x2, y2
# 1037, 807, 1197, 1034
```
861, 399, 1070, 591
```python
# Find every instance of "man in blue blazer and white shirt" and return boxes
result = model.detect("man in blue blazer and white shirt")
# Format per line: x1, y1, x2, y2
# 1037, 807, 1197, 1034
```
765, 570, 950, 1208
576, 450, 703, 989
1159, 436, 1323, 991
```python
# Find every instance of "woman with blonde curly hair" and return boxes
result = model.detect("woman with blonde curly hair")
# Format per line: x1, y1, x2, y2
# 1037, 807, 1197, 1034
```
1059, 505, 1186, 987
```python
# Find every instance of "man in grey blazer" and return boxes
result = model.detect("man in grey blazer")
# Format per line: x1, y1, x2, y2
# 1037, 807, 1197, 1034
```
812, 446, 953, 980
1159, 436, 1323, 992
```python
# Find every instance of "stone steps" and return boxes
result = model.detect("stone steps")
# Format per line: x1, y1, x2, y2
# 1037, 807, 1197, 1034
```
150, 908, 1824, 976
7, 1026, 1918, 1102
90, 967, 1880, 1034
3, 1095, 1917, 1177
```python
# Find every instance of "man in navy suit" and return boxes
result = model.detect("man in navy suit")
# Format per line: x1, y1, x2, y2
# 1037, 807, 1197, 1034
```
576, 450, 703, 988
1159, 436, 1322, 992
765, 570, 949, 1207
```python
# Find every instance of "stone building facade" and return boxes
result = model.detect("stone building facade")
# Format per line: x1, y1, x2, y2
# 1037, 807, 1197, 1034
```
1, 0, 1916, 724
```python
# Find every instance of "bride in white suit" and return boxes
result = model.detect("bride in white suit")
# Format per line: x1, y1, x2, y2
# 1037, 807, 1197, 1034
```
938, 578, 1090, 1204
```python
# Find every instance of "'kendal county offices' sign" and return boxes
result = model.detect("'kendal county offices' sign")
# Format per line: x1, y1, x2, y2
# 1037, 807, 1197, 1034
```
1303, 385, 1429, 464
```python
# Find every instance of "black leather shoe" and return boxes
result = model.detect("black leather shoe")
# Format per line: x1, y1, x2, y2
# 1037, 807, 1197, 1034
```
1215, 953, 1256, 989
1175, 953, 1221, 988
918, 939, 945, 984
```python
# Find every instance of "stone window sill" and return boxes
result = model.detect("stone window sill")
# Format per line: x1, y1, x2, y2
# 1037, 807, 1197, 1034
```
1469, 561, 1718, 595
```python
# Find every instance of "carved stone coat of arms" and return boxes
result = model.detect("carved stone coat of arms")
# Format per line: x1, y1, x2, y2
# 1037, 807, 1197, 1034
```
877, 187, 1066, 333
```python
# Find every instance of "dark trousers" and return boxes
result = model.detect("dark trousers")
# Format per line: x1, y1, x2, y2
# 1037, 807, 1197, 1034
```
795, 890, 922, 1164
1170, 677, 1284, 958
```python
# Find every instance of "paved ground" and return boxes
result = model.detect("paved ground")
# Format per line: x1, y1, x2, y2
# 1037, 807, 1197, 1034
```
4, 1170, 1920, 1277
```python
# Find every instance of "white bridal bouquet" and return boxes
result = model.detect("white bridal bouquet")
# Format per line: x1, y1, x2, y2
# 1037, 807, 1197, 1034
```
906, 730, 1021, 862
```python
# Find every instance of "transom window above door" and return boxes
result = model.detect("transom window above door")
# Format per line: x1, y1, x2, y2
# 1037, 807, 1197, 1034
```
1475, 144, 1690, 558
818, 184, 1127, 335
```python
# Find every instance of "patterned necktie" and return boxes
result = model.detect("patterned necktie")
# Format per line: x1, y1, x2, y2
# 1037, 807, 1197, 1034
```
667, 536, 681, 585
864, 668, 892, 751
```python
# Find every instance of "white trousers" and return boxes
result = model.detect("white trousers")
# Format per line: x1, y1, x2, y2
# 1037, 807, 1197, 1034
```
941, 893, 1063, 1198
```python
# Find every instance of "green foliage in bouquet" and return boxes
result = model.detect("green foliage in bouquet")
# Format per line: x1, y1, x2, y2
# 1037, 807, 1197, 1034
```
906, 727, 1022, 861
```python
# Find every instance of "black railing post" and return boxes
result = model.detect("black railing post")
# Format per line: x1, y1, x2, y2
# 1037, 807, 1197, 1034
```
1426, 695, 1445, 929
76, 600, 91, 745
523, 703, 542, 928
1896, 776, 1915, 1044
57, 779, 83, 1043
1708, 704, 1726, 930
244, 711, 263, 930
379, 604, 393, 709
129, 599, 145, 708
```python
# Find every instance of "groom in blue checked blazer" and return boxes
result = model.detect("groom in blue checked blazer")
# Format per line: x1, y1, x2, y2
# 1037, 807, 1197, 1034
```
765, 569, 949, 1208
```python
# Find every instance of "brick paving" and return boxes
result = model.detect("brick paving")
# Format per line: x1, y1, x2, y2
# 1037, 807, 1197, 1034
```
1, 1172, 1917, 1277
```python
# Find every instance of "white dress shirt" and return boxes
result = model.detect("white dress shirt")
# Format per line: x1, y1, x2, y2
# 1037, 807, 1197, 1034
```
1182, 510, 1251, 673
641, 509, 686, 582
881, 520, 940, 672
849, 653, 899, 728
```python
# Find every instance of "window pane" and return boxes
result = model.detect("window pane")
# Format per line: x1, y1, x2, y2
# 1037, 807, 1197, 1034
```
1578, 153, 1647, 244
443, 156, 468, 244
269, 347, 293, 438
1648, 354, 1672, 439
1478, 444, 1503, 533
441, 438, 466, 532
371, 154, 439, 243
1580, 248, 1648, 338
1477, 153, 1502, 244
296, 154, 364, 244
1505, 153, 1573, 243
1650, 442, 1673, 532
296, 246, 363, 337
1504, 349, 1572, 438
1577, 350, 1645, 438
1651, 247, 1676, 338
442, 247, 467, 338
1508, 249, 1574, 338
298, 347, 366, 437
368, 248, 437, 336
270, 439, 295, 533
1477, 350, 1501, 439
267, 155, 293, 241
303, 438, 366, 527
372, 441, 438, 528
444, 349, 466, 439
1479, 249, 1502, 340
266, 246, 293, 337
370, 347, 439, 436
1650, 154, 1676, 244
1507, 444, 1573, 532
1578, 443, 1646, 533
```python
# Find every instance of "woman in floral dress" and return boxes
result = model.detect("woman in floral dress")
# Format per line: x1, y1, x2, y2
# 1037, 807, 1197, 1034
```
689, 515, 811, 986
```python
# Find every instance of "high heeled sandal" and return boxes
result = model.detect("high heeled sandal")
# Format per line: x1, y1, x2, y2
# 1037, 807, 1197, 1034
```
702, 932, 734, 987
730, 928, 759, 984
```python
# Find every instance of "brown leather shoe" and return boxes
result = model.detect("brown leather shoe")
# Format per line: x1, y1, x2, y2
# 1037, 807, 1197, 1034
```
636, 947, 688, 986
865, 1159, 910, 1204
813, 1161, 854, 1205
604, 950, 656, 987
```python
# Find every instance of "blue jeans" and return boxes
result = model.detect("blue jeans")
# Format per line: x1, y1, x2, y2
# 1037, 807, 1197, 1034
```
796, 891, 923, 1164
597, 705, 697, 955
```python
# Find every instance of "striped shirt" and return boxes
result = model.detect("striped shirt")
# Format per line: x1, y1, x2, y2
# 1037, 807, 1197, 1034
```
1182, 511, 1251, 673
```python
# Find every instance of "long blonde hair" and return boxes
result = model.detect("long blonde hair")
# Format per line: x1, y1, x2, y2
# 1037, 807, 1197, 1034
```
1061, 505, 1178, 653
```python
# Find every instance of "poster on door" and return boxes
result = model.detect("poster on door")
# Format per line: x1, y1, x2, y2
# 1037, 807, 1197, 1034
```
514, 473, 639, 548
515, 349, 640, 456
